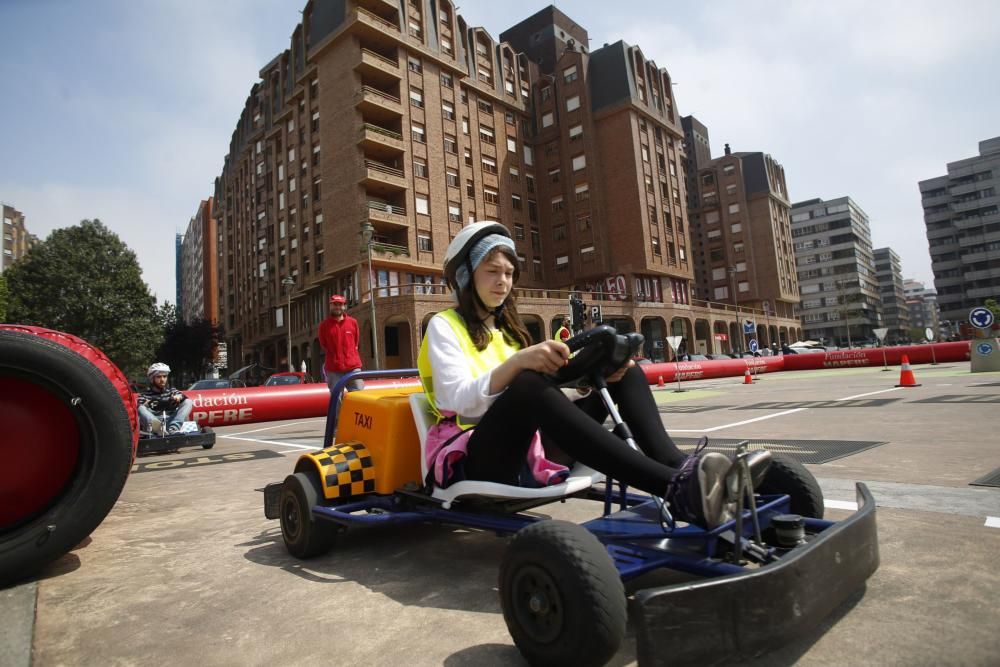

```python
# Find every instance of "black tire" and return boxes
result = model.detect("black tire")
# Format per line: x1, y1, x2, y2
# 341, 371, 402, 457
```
0, 331, 133, 587
499, 520, 626, 667
757, 453, 824, 519
201, 426, 215, 449
279, 471, 337, 558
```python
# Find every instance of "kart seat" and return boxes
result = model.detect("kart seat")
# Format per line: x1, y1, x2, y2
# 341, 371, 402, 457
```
409, 393, 601, 509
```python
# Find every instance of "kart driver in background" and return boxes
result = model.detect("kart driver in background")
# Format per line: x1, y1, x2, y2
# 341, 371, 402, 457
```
137, 363, 193, 435
417, 221, 772, 529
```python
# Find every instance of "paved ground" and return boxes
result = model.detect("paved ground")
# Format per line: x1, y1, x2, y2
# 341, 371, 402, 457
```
3, 363, 1000, 666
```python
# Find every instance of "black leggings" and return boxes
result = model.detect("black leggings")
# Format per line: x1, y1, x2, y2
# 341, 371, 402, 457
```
464, 365, 687, 496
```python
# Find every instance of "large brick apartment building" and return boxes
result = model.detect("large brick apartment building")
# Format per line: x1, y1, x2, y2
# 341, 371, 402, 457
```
213, 2, 803, 372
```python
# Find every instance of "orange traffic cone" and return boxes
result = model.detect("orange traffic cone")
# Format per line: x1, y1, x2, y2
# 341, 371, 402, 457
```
743, 368, 754, 385
657, 375, 665, 388
895, 355, 921, 387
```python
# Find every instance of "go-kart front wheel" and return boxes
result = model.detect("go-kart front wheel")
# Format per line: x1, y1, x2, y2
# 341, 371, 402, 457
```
499, 520, 626, 667
201, 426, 214, 450
279, 471, 337, 558
756, 453, 824, 518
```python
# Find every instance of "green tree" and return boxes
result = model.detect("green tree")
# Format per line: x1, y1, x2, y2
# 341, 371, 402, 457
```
5, 219, 163, 376
985, 299, 1000, 319
0, 273, 8, 322
156, 317, 221, 384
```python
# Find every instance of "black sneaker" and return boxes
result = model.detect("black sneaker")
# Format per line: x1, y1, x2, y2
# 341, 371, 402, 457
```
665, 439, 734, 529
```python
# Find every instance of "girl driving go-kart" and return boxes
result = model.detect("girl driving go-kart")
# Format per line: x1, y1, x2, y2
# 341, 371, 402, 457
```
417, 221, 771, 529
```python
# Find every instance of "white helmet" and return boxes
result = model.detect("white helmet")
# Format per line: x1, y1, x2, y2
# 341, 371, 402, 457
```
443, 220, 512, 290
147, 362, 171, 378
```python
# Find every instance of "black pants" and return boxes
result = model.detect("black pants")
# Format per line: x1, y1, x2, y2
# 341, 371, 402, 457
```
464, 365, 687, 496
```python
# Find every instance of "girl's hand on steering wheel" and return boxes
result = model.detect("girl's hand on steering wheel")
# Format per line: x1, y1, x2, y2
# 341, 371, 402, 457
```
605, 359, 635, 384
517, 340, 570, 374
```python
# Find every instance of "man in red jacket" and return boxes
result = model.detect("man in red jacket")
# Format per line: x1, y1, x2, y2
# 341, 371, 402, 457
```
319, 295, 364, 397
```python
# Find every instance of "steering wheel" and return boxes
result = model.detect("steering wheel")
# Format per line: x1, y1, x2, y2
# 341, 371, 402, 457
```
548, 325, 645, 387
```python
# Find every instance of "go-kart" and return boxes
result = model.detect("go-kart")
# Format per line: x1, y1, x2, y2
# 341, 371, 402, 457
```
138, 417, 215, 456
262, 326, 879, 666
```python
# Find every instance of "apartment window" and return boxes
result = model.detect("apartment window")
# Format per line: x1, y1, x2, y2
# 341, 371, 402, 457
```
512, 194, 522, 210
482, 156, 497, 174
728, 203, 740, 214
463, 148, 473, 166
449, 203, 461, 222
652, 237, 661, 256
723, 164, 735, 175
566, 95, 580, 112
533, 258, 542, 278
526, 174, 535, 192
312, 144, 321, 166
641, 146, 649, 162
572, 154, 586, 171
731, 223, 742, 234
645, 175, 654, 194
553, 224, 567, 241
441, 72, 453, 88
414, 158, 428, 178
524, 146, 533, 166
505, 111, 516, 125
714, 286, 729, 300
528, 200, 538, 222
563, 65, 578, 83
518, 253, 527, 270
408, 57, 422, 73
514, 224, 525, 240
288, 148, 296, 162
509, 166, 520, 182
479, 126, 495, 144
542, 112, 554, 128
679, 247, 686, 261
569, 124, 583, 141
739, 281, 749, 293
418, 234, 432, 251
548, 168, 560, 183
442, 101, 455, 120
444, 134, 458, 154
735, 261, 747, 272
556, 255, 569, 271
541, 86, 551, 101
278, 164, 284, 181
484, 188, 500, 204
409, 87, 424, 108
478, 100, 493, 114
505, 79, 515, 95
289, 177, 296, 192
411, 123, 426, 142
441, 37, 453, 55
279, 192, 286, 210
581, 245, 595, 261
712, 267, 727, 280
705, 210, 720, 224
551, 196, 564, 211
726, 183, 736, 195
466, 180, 475, 198
446, 169, 459, 187
707, 229, 721, 239
462, 117, 469, 134
409, 23, 423, 40
733, 242, 744, 254
507, 137, 517, 153
577, 214, 591, 230
575, 183, 589, 202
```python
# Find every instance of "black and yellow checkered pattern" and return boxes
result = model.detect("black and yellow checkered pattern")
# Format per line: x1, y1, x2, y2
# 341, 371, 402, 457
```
311, 441, 376, 499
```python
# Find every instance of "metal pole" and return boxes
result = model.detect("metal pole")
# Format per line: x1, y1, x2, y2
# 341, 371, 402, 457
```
287, 289, 292, 372
368, 241, 381, 370
731, 267, 741, 355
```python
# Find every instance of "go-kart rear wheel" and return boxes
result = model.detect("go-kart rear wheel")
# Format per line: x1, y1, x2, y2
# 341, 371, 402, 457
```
279, 471, 336, 558
757, 453, 824, 519
500, 520, 626, 667
201, 426, 214, 450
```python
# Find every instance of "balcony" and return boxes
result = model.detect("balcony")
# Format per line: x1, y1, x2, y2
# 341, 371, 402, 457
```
357, 0, 399, 14
353, 6, 401, 46
356, 85, 402, 122
358, 123, 404, 153
365, 200, 408, 229
356, 47, 400, 83
362, 159, 407, 193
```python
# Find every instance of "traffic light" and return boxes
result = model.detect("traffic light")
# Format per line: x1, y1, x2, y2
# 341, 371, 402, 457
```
570, 296, 586, 333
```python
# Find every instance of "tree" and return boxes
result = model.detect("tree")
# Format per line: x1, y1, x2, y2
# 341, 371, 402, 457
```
155, 317, 221, 384
5, 219, 163, 376
0, 273, 8, 322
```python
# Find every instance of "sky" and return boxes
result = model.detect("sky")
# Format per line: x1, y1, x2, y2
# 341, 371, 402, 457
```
2, 0, 998, 303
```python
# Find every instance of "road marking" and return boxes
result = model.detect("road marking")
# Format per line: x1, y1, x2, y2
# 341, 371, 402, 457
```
220, 434, 323, 451
825, 499, 859, 511
225, 419, 326, 437
672, 408, 807, 433
986, 516, 1000, 529
835, 387, 903, 401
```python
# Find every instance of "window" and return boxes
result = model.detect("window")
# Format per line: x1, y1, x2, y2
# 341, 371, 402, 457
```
641, 146, 649, 162
512, 194, 522, 210
414, 158, 428, 178
726, 183, 736, 195
572, 154, 586, 171
566, 95, 580, 112
712, 267, 727, 280
505, 111, 516, 125
548, 168, 560, 183
551, 196, 564, 211
533, 258, 542, 278
652, 237, 661, 255
418, 234, 432, 251
411, 123, 426, 143
441, 72, 453, 88
408, 57, 422, 73
509, 166, 520, 182
714, 286, 729, 300
463, 148, 473, 166
733, 242, 744, 254
441, 37, 453, 55
707, 229, 721, 239
446, 169, 459, 187
448, 203, 461, 222
575, 183, 589, 202
553, 224, 566, 240
484, 188, 499, 204
278, 164, 284, 181
581, 245, 595, 261
514, 224, 525, 240
569, 124, 583, 141
479, 126, 495, 144
444, 134, 458, 153
576, 214, 591, 230
410, 87, 424, 108
731, 222, 742, 233
466, 179, 475, 198
556, 255, 569, 271
288, 148, 296, 162
461, 117, 469, 134
735, 261, 747, 272
728, 203, 740, 214
289, 177, 296, 192
481, 156, 497, 173
739, 281, 749, 293
526, 174, 535, 192
540, 86, 551, 101
523, 146, 533, 166
478, 100, 493, 114
563, 65, 578, 83
507, 137, 517, 153
442, 101, 455, 120
723, 164, 735, 175
705, 210, 720, 224
542, 112, 554, 128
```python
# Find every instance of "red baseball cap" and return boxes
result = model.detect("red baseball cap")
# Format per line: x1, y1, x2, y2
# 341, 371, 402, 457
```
329, 294, 346, 304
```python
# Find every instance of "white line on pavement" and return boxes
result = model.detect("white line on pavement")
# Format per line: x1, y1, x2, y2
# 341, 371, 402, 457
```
825, 499, 859, 511
986, 516, 1000, 529
672, 408, 807, 433
220, 434, 322, 451
224, 419, 326, 437
836, 387, 904, 401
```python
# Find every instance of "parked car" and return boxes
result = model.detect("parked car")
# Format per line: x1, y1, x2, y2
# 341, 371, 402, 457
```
188, 378, 245, 390
705, 353, 733, 361
264, 371, 317, 386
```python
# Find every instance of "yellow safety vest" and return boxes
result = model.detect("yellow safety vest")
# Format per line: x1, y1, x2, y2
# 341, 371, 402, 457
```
417, 308, 521, 428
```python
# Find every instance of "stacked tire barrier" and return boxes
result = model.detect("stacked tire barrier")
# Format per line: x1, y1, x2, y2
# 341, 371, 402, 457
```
0, 326, 138, 586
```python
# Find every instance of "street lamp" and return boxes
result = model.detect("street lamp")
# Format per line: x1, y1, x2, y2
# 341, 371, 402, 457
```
281, 276, 295, 371
361, 222, 381, 370
729, 266, 741, 355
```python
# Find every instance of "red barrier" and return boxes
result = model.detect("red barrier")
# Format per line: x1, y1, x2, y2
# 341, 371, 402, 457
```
641, 342, 971, 385
187, 377, 419, 427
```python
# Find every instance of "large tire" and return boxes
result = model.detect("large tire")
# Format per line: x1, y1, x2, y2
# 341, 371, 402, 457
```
0, 328, 135, 587
279, 471, 337, 559
500, 520, 626, 667
756, 453, 825, 519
